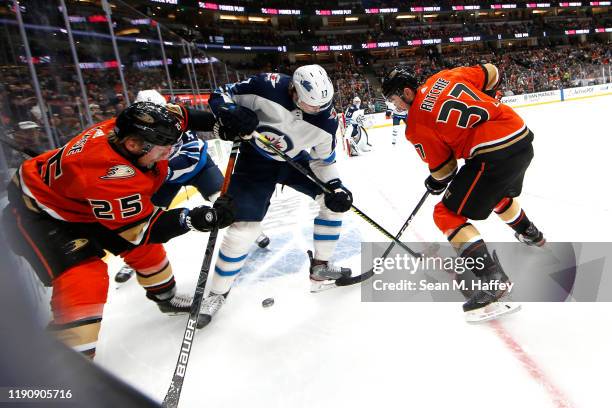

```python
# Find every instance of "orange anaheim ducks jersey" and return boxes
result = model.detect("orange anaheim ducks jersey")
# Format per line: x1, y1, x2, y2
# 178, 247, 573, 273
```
405, 64, 533, 182
17, 119, 168, 245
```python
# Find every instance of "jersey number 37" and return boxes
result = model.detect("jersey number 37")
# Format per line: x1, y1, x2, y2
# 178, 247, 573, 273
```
436, 83, 489, 128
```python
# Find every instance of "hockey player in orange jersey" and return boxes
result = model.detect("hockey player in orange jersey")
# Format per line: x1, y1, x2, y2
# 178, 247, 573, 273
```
382, 64, 545, 321
3, 102, 235, 358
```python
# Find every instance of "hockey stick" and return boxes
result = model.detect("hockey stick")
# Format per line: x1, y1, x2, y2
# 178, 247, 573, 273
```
162, 138, 241, 408
0, 134, 40, 157
359, 126, 372, 146
374, 190, 429, 261
252, 131, 421, 258
347, 191, 431, 284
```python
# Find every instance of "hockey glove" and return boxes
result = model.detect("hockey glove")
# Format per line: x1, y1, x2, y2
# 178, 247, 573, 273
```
216, 103, 259, 141
323, 179, 353, 213
188, 196, 235, 231
213, 194, 235, 229
424, 175, 449, 195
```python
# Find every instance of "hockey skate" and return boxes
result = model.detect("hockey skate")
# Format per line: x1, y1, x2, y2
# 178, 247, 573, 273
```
196, 292, 227, 329
515, 222, 546, 247
308, 250, 352, 292
256, 233, 271, 249
154, 292, 193, 315
463, 251, 521, 323
115, 264, 135, 283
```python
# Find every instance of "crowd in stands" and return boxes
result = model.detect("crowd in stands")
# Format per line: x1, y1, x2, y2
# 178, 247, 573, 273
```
375, 42, 611, 95
327, 62, 375, 112
0, 65, 212, 153
1, 42, 609, 163
200, 15, 609, 47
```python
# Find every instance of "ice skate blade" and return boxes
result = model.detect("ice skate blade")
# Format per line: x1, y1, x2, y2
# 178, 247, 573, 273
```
464, 302, 522, 324
157, 308, 190, 316
310, 279, 339, 293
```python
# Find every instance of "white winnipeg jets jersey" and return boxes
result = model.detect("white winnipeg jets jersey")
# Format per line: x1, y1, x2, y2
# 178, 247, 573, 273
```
385, 101, 408, 119
209, 73, 340, 182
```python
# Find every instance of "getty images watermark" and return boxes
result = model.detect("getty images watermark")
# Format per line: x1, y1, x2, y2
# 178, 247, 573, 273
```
371, 253, 512, 293
360, 242, 612, 302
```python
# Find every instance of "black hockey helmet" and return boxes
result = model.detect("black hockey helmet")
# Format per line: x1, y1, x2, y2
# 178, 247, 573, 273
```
115, 102, 182, 146
381, 66, 420, 99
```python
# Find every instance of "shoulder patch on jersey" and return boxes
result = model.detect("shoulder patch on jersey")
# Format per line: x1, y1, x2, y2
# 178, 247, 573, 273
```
266, 73, 281, 87
100, 165, 136, 180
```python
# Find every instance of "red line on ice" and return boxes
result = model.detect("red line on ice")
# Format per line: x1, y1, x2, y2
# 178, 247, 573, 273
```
489, 320, 575, 408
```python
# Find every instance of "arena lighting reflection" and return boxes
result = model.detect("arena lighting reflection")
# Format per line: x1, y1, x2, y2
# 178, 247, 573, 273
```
0, 18, 285, 52
2, 18, 609, 55
150, 0, 604, 14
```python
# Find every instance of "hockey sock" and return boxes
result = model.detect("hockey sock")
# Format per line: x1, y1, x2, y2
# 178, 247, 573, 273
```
48, 317, 102, 359
49, 259, 107, 359
210, 221, 260, 295
494, 198, 532, 235
313, 197, 343, 261
212, 250, 248, 295
134, 261, 178, 302
447, 223, 495, 277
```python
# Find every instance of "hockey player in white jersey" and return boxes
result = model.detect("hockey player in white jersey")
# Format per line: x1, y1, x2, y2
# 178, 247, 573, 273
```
114, 90, 269, 284
385, 101, 407, 145
197, 65, 354, 328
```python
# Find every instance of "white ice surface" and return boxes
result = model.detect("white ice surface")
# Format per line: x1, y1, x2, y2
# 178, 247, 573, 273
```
97, 95, 612, 408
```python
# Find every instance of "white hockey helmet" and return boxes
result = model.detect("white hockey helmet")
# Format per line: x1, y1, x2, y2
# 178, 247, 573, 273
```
353, 96, 361, 105
292, 64, 334, 113
135, 89, 167, 106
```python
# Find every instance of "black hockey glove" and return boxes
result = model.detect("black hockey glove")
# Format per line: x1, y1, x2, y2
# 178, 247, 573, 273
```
215, 103, 259, 141
188, 195, 235, 231
213, 194, 235, 229
424, 175, 449, 195
323, 179, 353, 213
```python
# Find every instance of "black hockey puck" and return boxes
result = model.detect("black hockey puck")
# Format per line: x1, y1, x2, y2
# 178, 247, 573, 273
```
262, 297, 274, 308
257, 236, 270, 248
